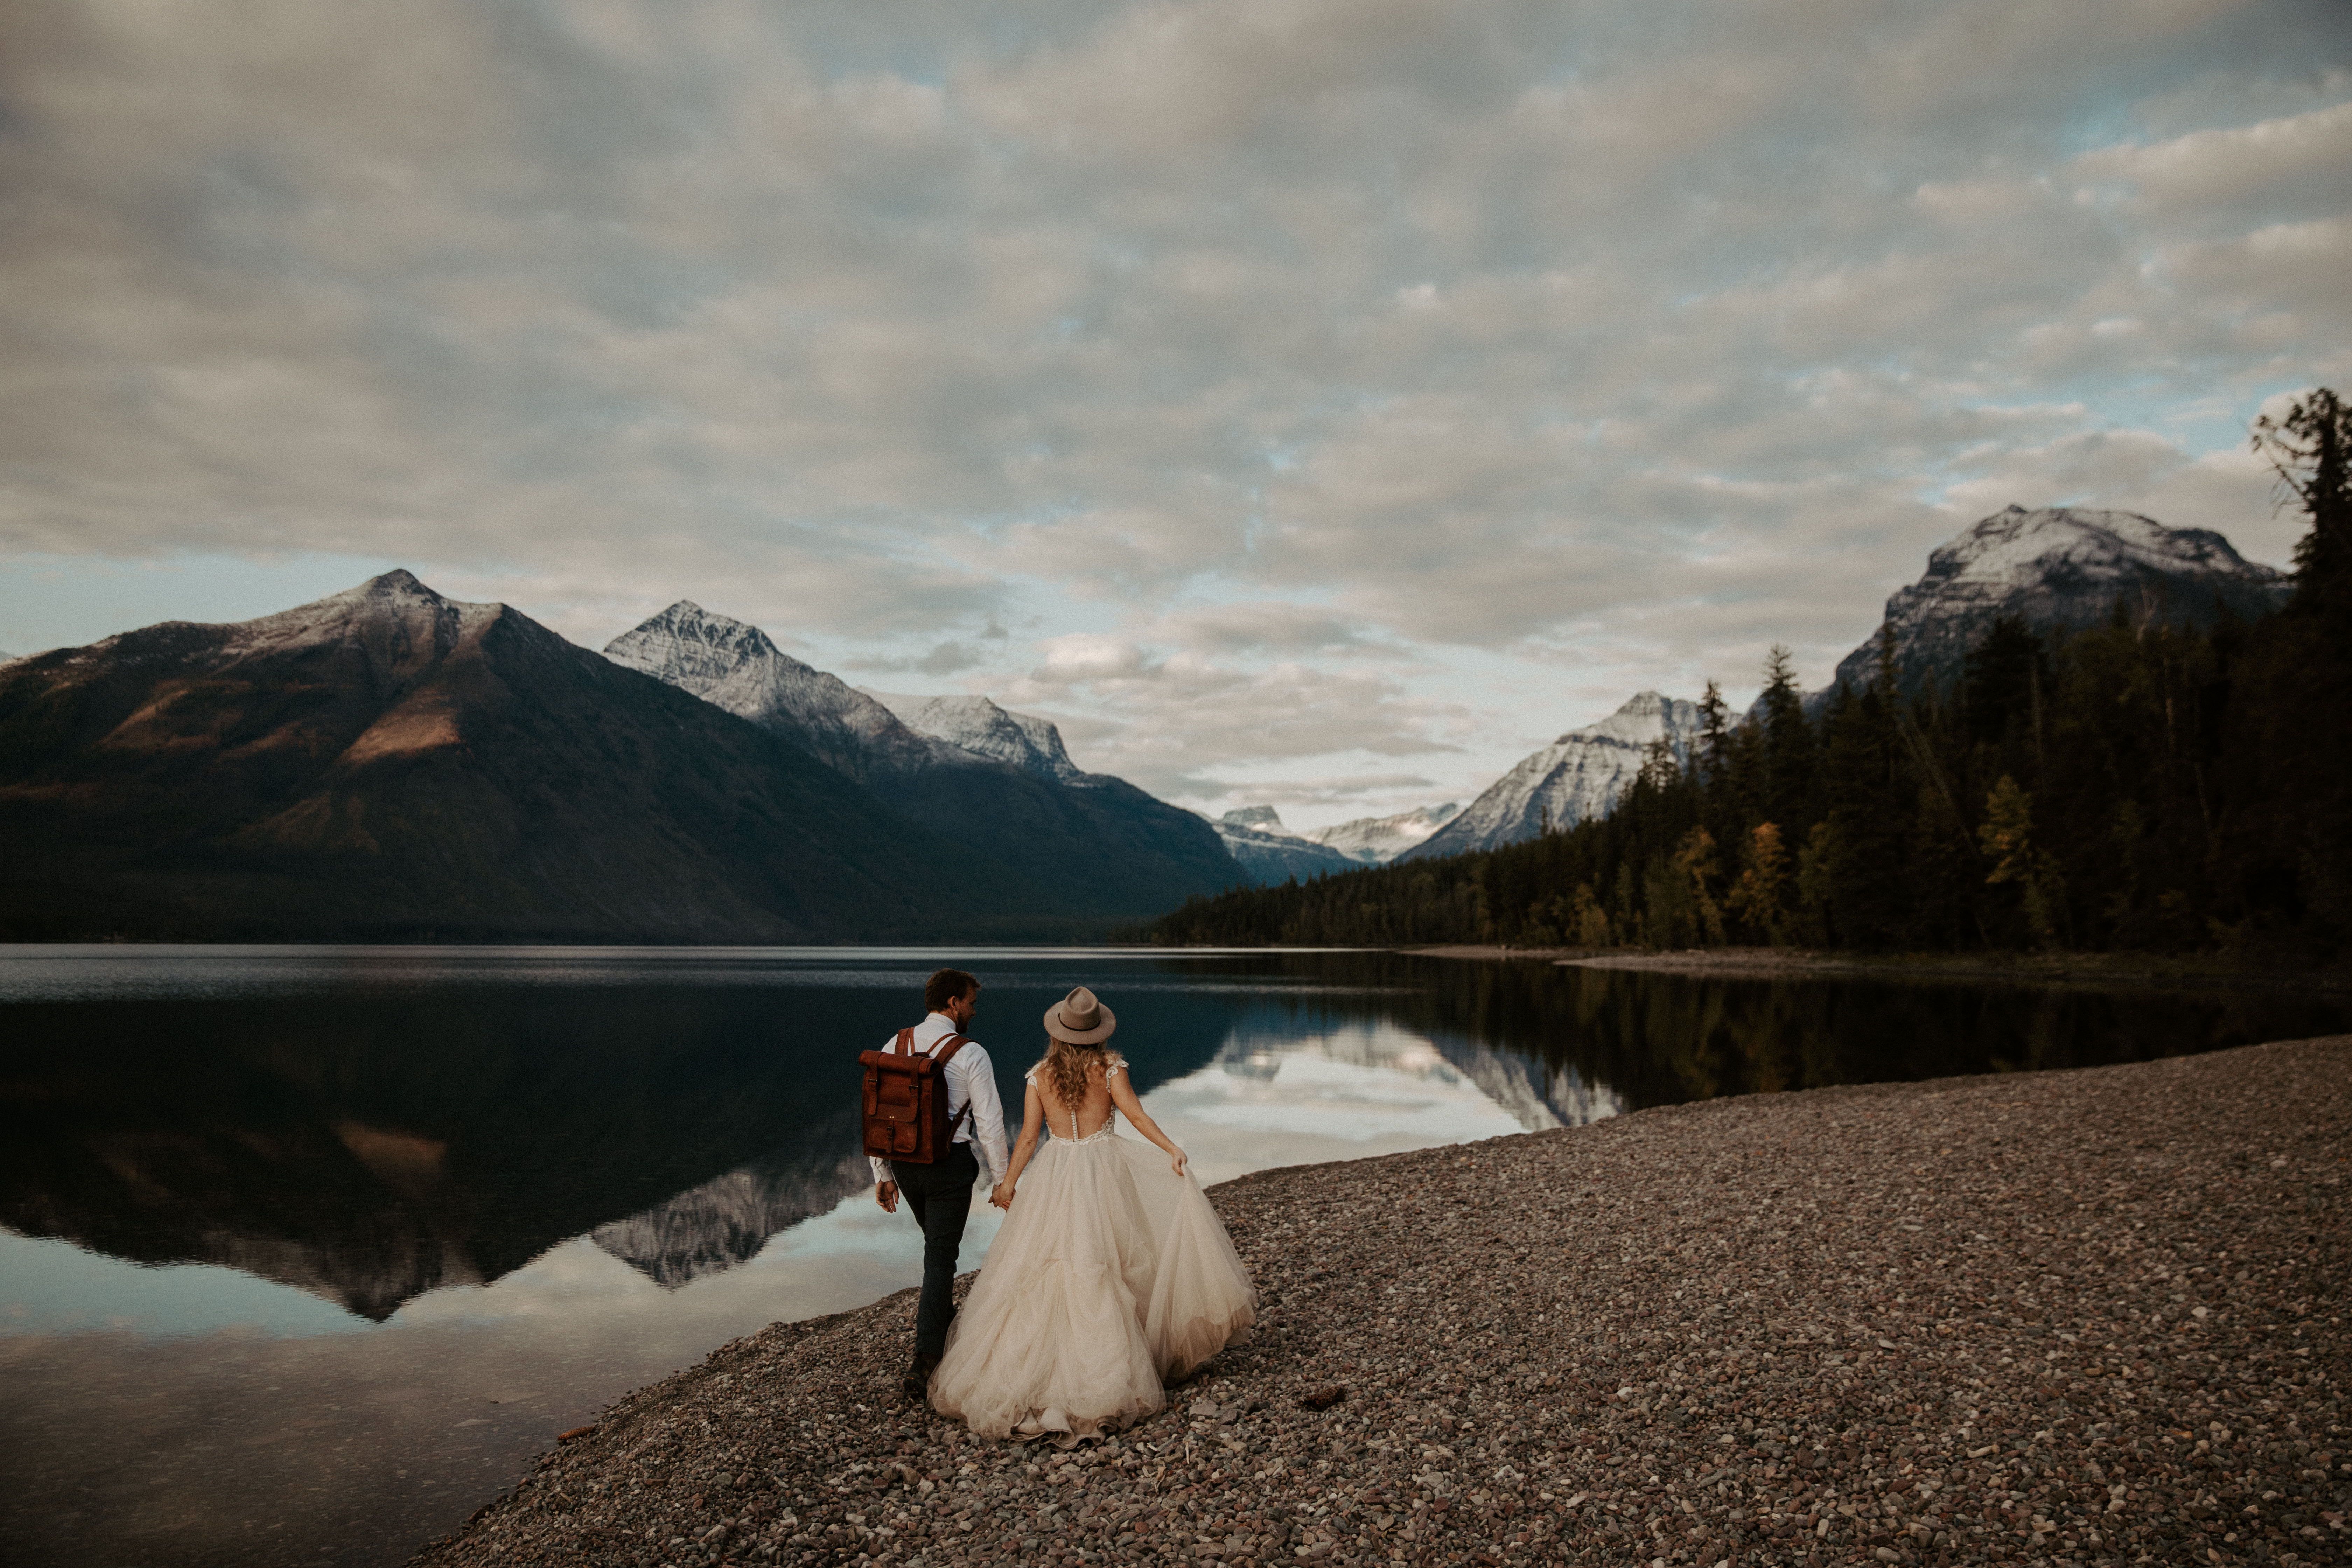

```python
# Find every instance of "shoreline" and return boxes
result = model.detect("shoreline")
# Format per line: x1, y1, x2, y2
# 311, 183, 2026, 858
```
1397, 943, 2352, 993
414, 1037, 2350, 1568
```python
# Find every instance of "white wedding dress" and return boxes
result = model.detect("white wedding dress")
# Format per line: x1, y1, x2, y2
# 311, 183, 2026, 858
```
928, 1061, 1256, 1440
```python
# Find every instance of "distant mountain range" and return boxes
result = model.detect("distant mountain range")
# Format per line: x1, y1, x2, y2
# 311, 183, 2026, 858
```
1204, 802, 1466, 884
0, 574, 1237, 941
1208, 807, 1366, 884
0, 506, 2295, 935
1311, 802, 1460, 864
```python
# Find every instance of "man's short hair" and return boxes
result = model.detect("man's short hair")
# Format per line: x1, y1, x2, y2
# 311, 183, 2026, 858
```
925, 967, 980, 1013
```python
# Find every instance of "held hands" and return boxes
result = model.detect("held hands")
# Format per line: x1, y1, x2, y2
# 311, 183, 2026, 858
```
874, 1180, 899, 1214
990, 1182, 1014, 1210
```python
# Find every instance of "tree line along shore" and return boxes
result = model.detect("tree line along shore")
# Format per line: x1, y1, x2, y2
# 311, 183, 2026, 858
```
1140, 392, 2352, 970
410, 1036, 2349, 1568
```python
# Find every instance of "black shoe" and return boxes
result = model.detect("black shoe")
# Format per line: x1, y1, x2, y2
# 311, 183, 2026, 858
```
902, 1353, 940, 1402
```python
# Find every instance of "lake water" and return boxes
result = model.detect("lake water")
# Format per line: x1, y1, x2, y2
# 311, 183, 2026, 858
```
3, 945, 2344, 1568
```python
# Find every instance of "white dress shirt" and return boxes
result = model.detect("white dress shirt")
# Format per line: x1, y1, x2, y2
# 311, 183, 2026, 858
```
870, 1012, 1010, 1186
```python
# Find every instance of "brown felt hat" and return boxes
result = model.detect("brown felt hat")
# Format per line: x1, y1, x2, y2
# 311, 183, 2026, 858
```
1043, 985, 1117, 1045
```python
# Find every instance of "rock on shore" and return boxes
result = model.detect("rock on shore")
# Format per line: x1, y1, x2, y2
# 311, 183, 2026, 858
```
412, 1038, 2350, 1567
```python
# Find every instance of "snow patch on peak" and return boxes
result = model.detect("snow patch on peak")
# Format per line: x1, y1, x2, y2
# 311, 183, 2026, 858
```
860, 690, 1085, 782
1203, 806, 1362, 885
1571, 690, 1686, 747
212, 570, 504, 662
1823, 505, 2291, 702
1402, 691, 1702, 862
257, 569, 450, 620
1928, 505, 2269, 588
607, 608, 941, 782
1307, 802, 1461, 865
605, 601, 789, 697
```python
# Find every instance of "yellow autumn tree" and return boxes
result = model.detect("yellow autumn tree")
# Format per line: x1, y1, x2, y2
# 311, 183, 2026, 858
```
1726, 821, 1791, 943
1670, 826, 1727, 946
1978, 774, 2063, 946
1570, 882, 1612, 947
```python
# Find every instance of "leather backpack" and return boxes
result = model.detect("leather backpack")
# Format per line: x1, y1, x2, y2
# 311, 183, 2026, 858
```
860, 1028, 971, 1164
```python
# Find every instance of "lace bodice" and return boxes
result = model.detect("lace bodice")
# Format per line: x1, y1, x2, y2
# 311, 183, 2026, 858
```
1026, 1059, 1126, 1141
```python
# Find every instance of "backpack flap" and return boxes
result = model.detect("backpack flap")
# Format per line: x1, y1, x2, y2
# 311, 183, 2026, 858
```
859, 1051, 935, 1121
859, 1030, 969, 1162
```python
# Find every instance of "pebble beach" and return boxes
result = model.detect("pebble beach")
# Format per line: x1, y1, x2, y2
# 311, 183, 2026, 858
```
412, 1037, 2350, 1568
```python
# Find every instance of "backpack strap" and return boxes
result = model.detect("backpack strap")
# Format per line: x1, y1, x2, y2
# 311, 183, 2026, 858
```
929, 1033, 974, 1138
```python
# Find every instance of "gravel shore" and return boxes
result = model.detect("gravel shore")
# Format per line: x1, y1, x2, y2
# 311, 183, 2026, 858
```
412, 1037, 2350, 1568
1554, 950, 2352, 995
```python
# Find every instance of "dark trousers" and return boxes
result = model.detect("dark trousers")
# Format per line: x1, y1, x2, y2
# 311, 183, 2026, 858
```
892, 1142, 978, 1362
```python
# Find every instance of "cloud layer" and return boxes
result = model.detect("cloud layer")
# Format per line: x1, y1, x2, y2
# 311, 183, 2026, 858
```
2, 0, 2347, 820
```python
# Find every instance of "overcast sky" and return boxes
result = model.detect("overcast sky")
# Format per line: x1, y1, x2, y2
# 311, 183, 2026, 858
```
3, 0, 2347, 828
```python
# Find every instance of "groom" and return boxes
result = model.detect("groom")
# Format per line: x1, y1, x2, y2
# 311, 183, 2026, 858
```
872, 967, 1010, 1400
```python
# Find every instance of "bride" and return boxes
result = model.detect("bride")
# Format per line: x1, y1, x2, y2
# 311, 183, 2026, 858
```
927, 986, 1256, 1440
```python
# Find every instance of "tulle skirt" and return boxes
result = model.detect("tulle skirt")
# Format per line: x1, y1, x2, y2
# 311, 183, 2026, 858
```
928, 1129, 1256, 1440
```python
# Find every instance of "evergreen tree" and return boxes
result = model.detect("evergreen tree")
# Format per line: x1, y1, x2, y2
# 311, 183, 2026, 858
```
2222, 387, 2352, 958
1757, 645, 1818, 834
1820, 680, 1914, 949
2254, 386, 2352, 612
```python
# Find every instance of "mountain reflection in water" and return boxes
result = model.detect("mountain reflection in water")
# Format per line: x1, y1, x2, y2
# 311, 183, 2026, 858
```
582, 1008, 1621, 1288
3, 946, 2346, 1568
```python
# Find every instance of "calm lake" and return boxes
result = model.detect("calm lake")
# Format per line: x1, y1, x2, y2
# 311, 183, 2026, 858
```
2, 945, 2344, 1568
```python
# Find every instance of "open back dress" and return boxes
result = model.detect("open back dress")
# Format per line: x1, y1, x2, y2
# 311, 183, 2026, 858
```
926, 1055, 1256, 1440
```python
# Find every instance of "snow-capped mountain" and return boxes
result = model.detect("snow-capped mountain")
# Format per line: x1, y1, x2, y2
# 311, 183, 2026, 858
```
1209, 806, 1364, 886
1401, 691, 1702, 862
1823, 505, 2291, 702
606, 603, 960, 783
860, 690, 1085, 783
605, 602, 1239, 918
1308, 803, 1461, 865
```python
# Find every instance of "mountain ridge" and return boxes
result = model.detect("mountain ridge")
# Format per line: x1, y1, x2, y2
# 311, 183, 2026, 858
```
605, 602, 1240, 920
0, 572, 1001, 942
859, 689, 1087, 783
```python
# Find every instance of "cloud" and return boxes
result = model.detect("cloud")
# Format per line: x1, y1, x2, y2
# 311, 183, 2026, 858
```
2073, 99, 2352, 220
1008, 635, 1467, 802
1, 0, 2347, 822
1147, 602, 1378, 655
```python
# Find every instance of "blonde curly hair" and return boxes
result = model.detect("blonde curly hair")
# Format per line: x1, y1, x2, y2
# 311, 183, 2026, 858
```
1039, 1036, 1124, 1117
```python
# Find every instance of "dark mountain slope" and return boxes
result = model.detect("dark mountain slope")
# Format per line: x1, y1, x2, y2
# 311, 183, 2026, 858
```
606, 601, 1241, 918
0, 572, 993, 941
